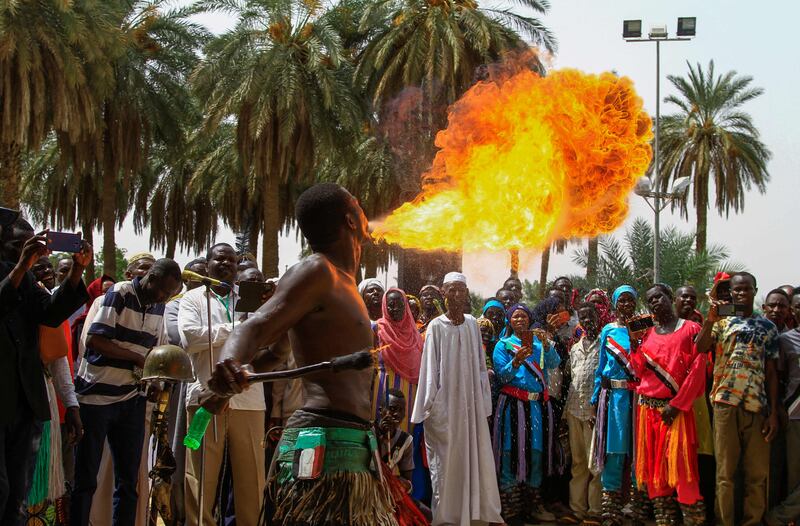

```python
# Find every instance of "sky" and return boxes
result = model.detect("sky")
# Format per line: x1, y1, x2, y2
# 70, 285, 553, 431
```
107, 0, 799, 298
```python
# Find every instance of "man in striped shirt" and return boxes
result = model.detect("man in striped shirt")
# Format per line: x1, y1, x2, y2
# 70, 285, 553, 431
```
71, 259, 182, 526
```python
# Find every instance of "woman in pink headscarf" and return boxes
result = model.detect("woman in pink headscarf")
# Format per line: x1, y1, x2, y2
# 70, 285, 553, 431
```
372, 288, 424, 433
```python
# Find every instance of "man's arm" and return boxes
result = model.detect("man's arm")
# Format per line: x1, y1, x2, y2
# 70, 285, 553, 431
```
696, 305, 721, 354
86, 334, 146, 368
178, 292, 233, 353
209, 257, 333, 396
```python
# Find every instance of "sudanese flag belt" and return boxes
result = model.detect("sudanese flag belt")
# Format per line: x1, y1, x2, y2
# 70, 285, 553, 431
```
606, 336, 639, 382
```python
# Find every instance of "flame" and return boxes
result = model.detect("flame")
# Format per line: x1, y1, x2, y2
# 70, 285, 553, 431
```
373, 67, 653, 252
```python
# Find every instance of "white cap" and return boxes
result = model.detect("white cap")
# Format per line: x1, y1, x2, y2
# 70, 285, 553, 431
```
443, 272, 467, 285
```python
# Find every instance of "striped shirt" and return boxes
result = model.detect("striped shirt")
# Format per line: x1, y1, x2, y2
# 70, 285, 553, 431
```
75, 278, 165, 405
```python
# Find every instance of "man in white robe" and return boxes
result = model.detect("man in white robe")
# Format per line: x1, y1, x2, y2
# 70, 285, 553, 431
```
411, 272, 504, 526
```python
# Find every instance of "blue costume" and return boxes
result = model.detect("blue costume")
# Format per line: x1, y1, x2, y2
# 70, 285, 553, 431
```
492, 333, 561, 490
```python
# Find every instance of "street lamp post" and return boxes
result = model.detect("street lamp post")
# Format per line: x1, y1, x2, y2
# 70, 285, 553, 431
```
624, 17, 695, 282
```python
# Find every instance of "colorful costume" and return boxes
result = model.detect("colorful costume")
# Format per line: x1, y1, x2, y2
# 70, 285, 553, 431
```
492, 330, 560, 521
630, 319, 706, 524
265, 408, 398, 526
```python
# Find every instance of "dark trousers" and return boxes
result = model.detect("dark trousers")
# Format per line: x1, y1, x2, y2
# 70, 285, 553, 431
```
0, 406, 37, 526
71, 397, 146, 526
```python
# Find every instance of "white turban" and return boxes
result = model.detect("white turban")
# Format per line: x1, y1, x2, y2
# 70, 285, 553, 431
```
443, 272, 467, 286
358, 278, 384, 296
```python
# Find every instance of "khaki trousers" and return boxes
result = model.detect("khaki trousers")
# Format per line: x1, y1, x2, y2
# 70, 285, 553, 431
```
567, 412, 602, 518
713, 403, 770, 526
185, 408, 265, 526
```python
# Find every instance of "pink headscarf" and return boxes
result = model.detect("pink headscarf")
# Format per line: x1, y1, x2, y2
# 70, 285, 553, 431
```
376, 288, 423, 384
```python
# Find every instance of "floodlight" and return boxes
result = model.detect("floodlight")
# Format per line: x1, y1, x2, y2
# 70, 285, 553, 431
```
649, 25, 668, 39
677, 17, 696, 37
623, 20, 642, 39
634, 177, 652, 196
671, 176, 691, 194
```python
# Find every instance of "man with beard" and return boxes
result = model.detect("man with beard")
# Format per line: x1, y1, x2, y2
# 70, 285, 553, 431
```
179, 243, 266, 526
207, 184, 396, 526
0, 212, 90, 525
358, 278, 385, 323
412, 272, 503, 526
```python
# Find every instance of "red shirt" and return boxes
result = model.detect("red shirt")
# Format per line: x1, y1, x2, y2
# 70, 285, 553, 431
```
631, 319, 706, 412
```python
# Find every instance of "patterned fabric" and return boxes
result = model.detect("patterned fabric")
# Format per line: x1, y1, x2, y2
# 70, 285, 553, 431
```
372, 352, 418, 433
567, 336, 599, 421
710, 316, 779, 413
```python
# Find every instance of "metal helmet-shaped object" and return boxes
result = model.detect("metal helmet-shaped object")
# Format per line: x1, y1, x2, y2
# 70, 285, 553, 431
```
142, 345, 195, 383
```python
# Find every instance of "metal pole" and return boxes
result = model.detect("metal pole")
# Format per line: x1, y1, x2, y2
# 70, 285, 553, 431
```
653, 39, 661, 283
198, 284, 217, 526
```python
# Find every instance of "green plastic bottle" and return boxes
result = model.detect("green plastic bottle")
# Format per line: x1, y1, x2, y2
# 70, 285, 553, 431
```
184, 407, 212, 450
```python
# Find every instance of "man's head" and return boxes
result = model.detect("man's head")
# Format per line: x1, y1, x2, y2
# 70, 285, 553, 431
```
237, 267, 265, 284
791, 290, 800, 327
206, 243, 237, 284
55, 258, 73, 285
762, 288, 790, 328
780, 284, 795, 298
442, 273, 469, 313
548, 288, 567, 309
674, 285, 698, 320
576, 302, 600, 337
496, 289, 515, 311
420, 285, 443, 313
612, 285, 638, 319
646, 283, 675, 320
553, 277, 573, 303
379, 388, 407, 433
0, 216, 34, 262
184, 257, 208, 291
385, 289, 406, 323
31, 257, 56, 290
139, 259, 182, 305
295, 183, 368, 251
503, 277, 523, 302
730, 272, 758, 309
125, 253, 156, 280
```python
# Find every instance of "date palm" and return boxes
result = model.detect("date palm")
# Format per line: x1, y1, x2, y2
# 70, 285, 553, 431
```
193, 0, 363, 276
659, 61, 771, 253
0, 0, 116, 207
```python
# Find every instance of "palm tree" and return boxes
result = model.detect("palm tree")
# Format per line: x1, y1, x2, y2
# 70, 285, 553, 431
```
0, 0, 116, 207
572, 217, 741, 298
193, 0, 363, 276
659, 60, 771, 253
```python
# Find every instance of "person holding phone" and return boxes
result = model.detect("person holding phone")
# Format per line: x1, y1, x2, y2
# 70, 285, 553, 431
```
695, 272, 780, 526
628, 284, 707, 525
491, 302, 560, 524
590, 285, 645, 526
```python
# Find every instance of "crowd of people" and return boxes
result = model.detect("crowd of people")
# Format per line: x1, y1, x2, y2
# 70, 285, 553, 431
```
1, 183, 799, 526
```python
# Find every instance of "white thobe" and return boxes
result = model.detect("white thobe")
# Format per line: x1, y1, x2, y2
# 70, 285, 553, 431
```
411, 314, 502, 526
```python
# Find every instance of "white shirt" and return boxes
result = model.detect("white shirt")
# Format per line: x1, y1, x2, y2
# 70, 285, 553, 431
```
178, 286, 265, 411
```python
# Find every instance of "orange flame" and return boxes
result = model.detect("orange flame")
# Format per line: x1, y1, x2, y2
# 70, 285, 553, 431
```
373, 67, 653, 252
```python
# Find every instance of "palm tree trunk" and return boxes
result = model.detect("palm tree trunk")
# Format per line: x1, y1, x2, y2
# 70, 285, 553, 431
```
261, 176, 280, 277
82, 220, 96, 283
101, 164, 117, 278
363, 247, 378, 278
695, 176, 709, 253
165, 235, 177, 260
587, 237, 599, 287
0, 142, 21, 208
538, 243, 551, 299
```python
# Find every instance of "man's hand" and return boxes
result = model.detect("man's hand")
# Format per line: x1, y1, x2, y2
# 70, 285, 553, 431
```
661, 405, 679, 426
64, 406, 83, 446
208, 358, 250, 397
71, 236, 93, 270
763, 411, 779, 442
706, 302, 722, 324
16, 234, 49, 272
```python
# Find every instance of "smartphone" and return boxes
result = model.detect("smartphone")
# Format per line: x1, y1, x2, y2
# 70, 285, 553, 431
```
551, 310, 571, 328
46, 231, 82, 253
628, 315, 655, 333
717, 303, 747, 317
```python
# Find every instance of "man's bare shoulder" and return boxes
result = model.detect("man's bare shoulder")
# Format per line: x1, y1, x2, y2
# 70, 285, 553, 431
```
281, 254, 336, 287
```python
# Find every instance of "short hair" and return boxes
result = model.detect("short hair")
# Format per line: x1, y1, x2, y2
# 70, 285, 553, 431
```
675, 284, 696, 295
792, 289, 800, 300
386, 388, 406, 401
553, 276, 572, 286
730, 271, 757, 289
206, 242, 235, 261
575, 301, 597, 313
0, 216, 33, 241
765, 288, 790, 302
148, 259, 182, 282
295, 183, 353, 248
184, 257, 206, 271
647, 283, 674, 300
496, 288, 510, 297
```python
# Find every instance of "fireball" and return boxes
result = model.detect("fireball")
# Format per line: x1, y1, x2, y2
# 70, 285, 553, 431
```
372, 68, 653, 252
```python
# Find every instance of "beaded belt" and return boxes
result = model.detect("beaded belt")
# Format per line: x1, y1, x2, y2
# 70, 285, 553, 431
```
638, 394, 670, 408
501, 385, 542, 402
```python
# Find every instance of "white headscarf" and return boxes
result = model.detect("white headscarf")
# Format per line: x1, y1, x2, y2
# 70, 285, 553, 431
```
443, 272, 467, 285
358, 278, 384, 296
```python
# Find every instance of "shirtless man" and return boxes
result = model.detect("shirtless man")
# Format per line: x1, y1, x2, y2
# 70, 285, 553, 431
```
207, 183, 396, 526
